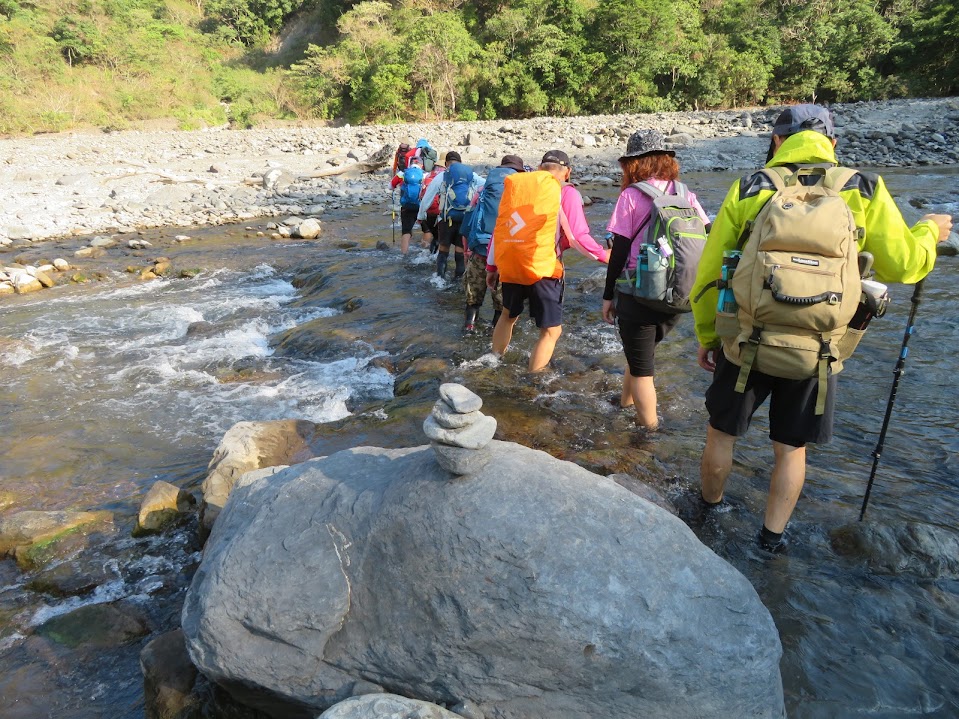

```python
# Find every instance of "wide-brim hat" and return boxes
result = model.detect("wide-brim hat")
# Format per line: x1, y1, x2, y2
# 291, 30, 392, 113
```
618, 129, 675, 161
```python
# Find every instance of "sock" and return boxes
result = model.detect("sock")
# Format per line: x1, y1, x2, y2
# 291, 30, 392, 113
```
436, 250, 449, 277
454, 252, 465, 278
759, 525, 783, 550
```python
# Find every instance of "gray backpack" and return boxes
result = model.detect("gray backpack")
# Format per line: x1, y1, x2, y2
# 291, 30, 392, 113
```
616, 181, 708, 313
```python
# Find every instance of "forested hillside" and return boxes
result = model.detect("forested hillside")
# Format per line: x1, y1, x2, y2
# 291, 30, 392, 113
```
1, 0, 957, 134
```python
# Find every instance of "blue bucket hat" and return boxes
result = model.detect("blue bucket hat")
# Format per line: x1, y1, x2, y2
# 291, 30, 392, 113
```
416, 138, 430, 149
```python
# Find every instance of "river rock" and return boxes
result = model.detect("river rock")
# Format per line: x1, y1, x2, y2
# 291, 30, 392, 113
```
37, 601, 150, 648
141, 629, 201, 719
295, 218, 322, 239
319, 694, 461, 719
423, 414, 496, 450
430, 442, 493, 475
182, 442, 784, 718
90, 235, 116, 248
431, 400, 482, 429
830, 521, 959, 579
0, 282, 14, 295
135, 480, 196, 536
201, 419, 318, 535
12, 273, 42, 294
937, 231, 959, 256
53, 258, 70, 271
0, 509, 113, 557
438, 383, 482, 413
34, 270, 55, 288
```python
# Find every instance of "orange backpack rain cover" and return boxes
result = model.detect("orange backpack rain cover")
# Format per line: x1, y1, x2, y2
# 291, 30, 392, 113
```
492, 171, 562, 284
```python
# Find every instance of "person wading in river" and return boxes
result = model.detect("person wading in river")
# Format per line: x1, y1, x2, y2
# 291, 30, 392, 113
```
690, 103, 953, 553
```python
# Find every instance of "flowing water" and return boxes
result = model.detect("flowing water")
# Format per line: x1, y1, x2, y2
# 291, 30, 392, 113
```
0, 167, 957, 717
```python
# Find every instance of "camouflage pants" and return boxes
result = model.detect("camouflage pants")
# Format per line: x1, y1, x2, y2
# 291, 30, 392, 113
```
464, 253, 502, 311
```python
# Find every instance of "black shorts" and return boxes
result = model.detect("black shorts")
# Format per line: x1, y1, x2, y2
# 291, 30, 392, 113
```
438, 216, 464, 250
502, 278, 564, 329
616, 296, 680, 377
705, 351, 836, 448
420, 215, 438, 235
400, 207, 418, 234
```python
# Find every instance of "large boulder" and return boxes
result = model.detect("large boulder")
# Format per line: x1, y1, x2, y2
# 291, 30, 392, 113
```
200, 419, 317, 534
183, 441, 783, 719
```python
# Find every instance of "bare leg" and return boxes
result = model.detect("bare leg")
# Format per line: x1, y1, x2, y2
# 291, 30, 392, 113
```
400, 233, 411, 254
529, 325, 562, 372
763, 442, 807, 533
492, 313, 519, 356
422, 231, 433, 249
701, 424, 737, 503
620, 366, 635, 408
626, 374, 658, 429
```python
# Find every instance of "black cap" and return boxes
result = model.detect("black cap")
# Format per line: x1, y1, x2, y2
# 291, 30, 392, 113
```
500, 154, 526, 172
772, 104, 835, 139
541, 150, 571, 167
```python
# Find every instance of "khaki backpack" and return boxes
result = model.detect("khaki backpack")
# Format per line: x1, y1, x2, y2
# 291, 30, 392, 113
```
718, 165, 865, 414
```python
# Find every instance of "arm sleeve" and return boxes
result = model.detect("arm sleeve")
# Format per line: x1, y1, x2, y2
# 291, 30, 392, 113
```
691, 180, 743, 348
486, 234, 496, 271
390, 173, 403, 190
603, 233, 631, 301
418, 175, 442, 221
560, 186, 608, 262
859, 176, 939, 285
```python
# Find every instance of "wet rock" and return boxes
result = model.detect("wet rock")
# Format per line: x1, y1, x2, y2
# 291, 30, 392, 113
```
153, 261, 172, 276
319, 694, 461, 719
0, 491, 15, 511
74, 247, 103, 259
12, 273, 42, 294
375, 240, 390, 251
183, 442, 783, 719
179, 268, 202, 279
201, 419, 318, 535
0, 510, 113, 561
26, 555, 116, 597
135, 480, 196, 536
141, 629, 201, 719
830, 521, 959, 578
0, 282, 14, 294
33, 270, 55, 288
90, 235, 116, 248
174, 235, 191, 242
37, 601, 150, 648
936, 231, 959, 256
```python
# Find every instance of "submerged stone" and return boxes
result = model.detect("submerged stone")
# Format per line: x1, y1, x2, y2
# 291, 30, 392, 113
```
37, 602, 150, 648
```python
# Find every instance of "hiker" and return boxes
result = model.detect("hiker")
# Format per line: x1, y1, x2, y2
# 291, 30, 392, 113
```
389, 155, 426, 255
487, 150, 609, 372
418, 151, 485, 279
602, 130, 710, 430
460, 155, 527, 333
419, 157, 446, 252
690, 103, 953, 553
392, 138, 412, 174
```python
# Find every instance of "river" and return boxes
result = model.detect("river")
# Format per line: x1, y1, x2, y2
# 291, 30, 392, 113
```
0, 167, 957, 717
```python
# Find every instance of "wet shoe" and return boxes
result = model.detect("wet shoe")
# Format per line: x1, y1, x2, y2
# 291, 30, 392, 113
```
757, 531, 788, 554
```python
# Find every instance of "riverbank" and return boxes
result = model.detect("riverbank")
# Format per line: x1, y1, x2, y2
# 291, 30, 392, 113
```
2, 98, 958, 250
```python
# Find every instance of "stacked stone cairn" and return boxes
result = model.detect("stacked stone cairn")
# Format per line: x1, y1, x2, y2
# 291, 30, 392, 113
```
424, 383, 497, 475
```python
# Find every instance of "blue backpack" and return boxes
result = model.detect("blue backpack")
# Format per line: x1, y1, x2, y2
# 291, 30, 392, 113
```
443, 163, 475, 221
400, 166, 424, 208
467, 165, 517, 254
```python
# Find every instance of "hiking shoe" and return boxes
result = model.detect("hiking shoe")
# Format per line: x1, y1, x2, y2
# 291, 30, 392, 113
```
757, 531, 788, 554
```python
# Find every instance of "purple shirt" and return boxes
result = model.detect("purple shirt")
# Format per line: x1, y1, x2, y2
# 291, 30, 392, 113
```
607, 181, 710, 270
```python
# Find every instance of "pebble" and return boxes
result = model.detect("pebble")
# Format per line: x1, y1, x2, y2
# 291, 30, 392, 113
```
431, 400, 483, 429
439, 383, 483, 413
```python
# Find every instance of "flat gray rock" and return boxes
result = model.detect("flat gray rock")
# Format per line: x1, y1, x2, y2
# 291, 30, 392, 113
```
431, 400, 483, 429
431, 442, 492, 475
319, 694, 461, 719
423, 415, 496, 450
182, 441, 784, 719
438, 383, 482, 413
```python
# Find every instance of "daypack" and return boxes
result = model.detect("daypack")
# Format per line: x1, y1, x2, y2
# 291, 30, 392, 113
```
420, 166, 444, 216
393, 143, 411, 173
443, 163, 476, 221
404, 147, 424, 170
420, 145, 438, 172
467, 165, 517, 254
399, 165, 424, 208
718, 165, 863, 413
616, 181, 707, 314
492, 171, 568, 284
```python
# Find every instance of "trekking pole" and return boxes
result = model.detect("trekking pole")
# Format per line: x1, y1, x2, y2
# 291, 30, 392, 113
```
859, 279, 925, 521
391, 190, 396, 245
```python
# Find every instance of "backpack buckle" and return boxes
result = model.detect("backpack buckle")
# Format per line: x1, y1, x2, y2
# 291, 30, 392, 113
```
747, 326, 762, 345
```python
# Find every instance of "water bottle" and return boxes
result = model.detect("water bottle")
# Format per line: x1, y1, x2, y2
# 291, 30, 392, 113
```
656, 235, 673, 259
849, 279, 889, 330
717, 250, 741, 314
635, 246, 647, 292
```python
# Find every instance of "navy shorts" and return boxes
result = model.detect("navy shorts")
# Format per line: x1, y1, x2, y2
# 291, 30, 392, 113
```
400, 207, 418, 234
420, 215, 438, 235
502, 278, 564, 329
705, 351, 836, 448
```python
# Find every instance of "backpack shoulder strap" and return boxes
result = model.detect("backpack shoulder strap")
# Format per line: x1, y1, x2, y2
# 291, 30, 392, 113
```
631, 181, 665, 199
672, 181, 689, 200
757, 167, 788, 191
823, 167, 859, 192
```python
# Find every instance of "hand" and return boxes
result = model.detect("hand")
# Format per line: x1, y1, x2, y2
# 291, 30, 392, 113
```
921, 214, 953, 241
698, 346, 720, 372
486, 271, 499, 290
601, 299, 616, 325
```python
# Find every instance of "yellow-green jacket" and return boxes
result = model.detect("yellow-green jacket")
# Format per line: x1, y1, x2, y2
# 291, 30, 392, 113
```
691, 131, 941, 349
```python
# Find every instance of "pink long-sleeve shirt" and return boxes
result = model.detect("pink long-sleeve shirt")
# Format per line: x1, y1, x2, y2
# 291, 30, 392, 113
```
487, 183, 608, 276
